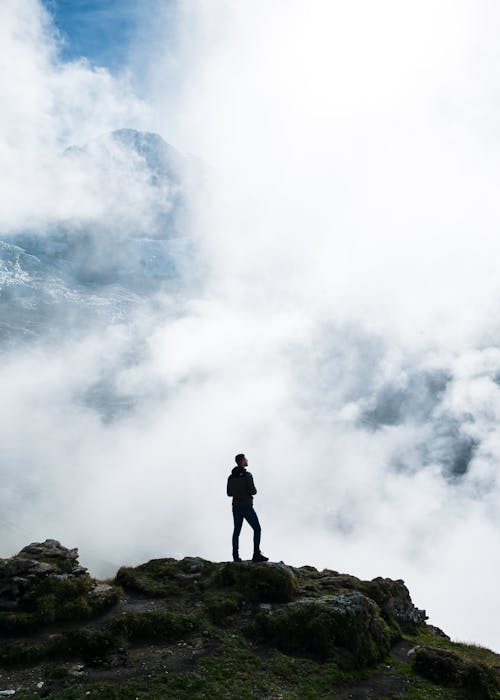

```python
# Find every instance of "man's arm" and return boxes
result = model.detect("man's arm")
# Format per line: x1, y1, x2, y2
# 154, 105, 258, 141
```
227, 477, 233, 497
246, 472, 257, 495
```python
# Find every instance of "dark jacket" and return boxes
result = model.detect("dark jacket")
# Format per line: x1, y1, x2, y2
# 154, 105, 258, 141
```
227, 467, 257, 506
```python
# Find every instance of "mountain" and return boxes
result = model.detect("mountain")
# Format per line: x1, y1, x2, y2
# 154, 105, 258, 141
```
0, 130, 194, 347
0, 539, 498, 699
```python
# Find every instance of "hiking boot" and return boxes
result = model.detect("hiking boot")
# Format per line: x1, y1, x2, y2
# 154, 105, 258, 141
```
252, 552, 269, 563
233, 555, 242, 562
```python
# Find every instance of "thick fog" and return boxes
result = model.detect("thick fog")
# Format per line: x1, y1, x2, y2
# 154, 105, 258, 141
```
2, 0, 500, 651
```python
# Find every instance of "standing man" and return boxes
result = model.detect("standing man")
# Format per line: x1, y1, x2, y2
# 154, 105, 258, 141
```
227, 453, 268, 563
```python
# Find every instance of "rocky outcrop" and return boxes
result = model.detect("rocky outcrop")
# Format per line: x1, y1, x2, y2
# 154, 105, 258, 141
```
214, 560, 298, 602
414, 646, 500, 699
359, 576, 428, 633
0, 540, 87, 611
0, 540, 119, 632
252, 590, 394, 666
0, 542, 499, 699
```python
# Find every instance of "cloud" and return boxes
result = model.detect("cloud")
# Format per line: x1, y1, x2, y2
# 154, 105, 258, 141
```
0, 0, 149, 232
3, 0, 500, 654
138, 0, 500, 650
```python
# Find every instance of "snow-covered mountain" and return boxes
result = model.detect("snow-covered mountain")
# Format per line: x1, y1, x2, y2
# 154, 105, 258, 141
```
0, 130, 195, 345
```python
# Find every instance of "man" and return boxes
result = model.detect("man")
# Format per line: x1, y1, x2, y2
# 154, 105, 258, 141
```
227, 453, 268, 563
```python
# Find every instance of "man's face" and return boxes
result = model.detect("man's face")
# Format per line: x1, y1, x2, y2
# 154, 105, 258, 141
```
242, 455, 248, 467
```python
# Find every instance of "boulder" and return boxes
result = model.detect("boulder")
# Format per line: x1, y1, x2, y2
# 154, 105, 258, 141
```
17, 540, 80, 574
359, 577, 427, 634
414, 646, 500, 699
0, 541, 119, 632
251, 591, 392, 667
214, 561, 298, 603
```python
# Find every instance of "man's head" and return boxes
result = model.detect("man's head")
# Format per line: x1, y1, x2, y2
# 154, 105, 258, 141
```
235, 453, 248, 468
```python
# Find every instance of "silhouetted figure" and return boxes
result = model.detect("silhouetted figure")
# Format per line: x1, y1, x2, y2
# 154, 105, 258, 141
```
227, 453, 268, 562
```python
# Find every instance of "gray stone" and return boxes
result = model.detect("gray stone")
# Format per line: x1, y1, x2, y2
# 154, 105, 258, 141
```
0, 540, 89, 610
8, 558, 36, 575
182, 557, 212, 573
88, 583, 113, 599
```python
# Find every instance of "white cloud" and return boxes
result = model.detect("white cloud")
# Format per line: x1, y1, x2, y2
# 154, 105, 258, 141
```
0, 0, 149, 232
3, 0, 500, 654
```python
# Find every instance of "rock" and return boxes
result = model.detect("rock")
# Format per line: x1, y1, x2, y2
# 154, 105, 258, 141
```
252, 591, 392, 667
0, 541, 89, 616
0, 541, 118, 635
215, 561, 298, 603
426, 624, 450, 639
175, 573, 201, 582
182, 557, 211, 573
88, 583, 114, 599
9, 559, 36, 576
16, 541, 81, 575
360, 577, 427, 633
413, 646, 500, 698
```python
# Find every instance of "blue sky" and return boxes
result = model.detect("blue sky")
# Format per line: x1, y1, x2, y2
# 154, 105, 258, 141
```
43, 0, 147, 71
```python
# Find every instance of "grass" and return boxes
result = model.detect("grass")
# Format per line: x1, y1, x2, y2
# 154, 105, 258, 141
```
11, 632, 468, 700
10, 628, 493, 700
5, 558, 500, 699
0, 610, 204, 668
0, 576, 121, 635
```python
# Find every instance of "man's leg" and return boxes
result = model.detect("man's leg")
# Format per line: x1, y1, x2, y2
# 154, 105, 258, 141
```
232, 506, 244, 560
243, 506, 261, 556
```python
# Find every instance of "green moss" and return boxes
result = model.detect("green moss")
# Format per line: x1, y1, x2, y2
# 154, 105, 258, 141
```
25, 575, 94, 603
0, 577, 121, 635
0, 611, 35, 635
204, 591, 243, 622
250, 593, 392, 668
8, 632, 471, 700
60, 610, 203, 663
88, 585, 122, 615
44, 663, 71, 680
63, 628, 125, 661
213, 562, 298, 603
413, 646, 500, 699
108, 610, 201, 643
116, 560, 185, 597
0, 609, 202, 670
0, 641, 46, 667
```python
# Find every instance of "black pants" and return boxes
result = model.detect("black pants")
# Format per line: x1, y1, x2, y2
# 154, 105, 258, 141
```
232, 504, 261, 557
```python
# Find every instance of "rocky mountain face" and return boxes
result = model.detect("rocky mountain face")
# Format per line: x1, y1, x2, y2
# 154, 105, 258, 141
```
0, 540, 498, 698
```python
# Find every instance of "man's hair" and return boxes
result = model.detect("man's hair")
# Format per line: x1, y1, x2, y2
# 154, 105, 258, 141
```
235, 453, 245, 466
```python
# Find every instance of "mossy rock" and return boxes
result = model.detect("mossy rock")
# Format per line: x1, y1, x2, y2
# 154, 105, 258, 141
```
250, 592, 392, 668
213, 562, 298, 603
0, 575, 120, 635
359, 577, 426, 635
413, 646, 500, 700
116, 557, 214, 598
